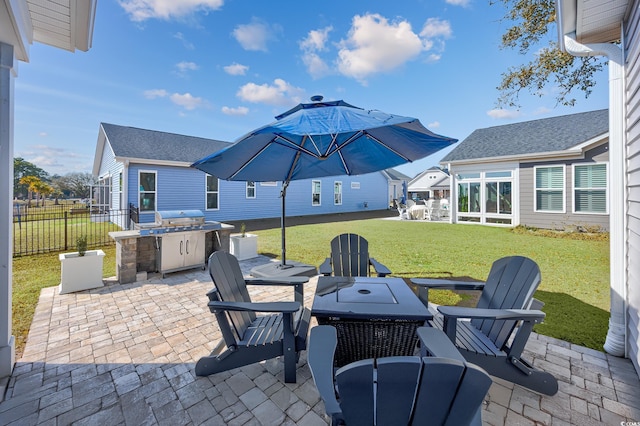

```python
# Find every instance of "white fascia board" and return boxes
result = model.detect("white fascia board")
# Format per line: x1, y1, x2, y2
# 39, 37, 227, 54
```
556, 0, 577, 50
379, 170, 392, 181
3, 0, 32, 62
92, 127, 106, 176
113, 157, 194, 168
567, 133, 609, 151
72, 0, 97, 52
444, 135, 607, 167
444, 149, 584, 166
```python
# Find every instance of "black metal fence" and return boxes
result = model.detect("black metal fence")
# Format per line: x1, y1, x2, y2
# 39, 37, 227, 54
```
12, 204, 135, 257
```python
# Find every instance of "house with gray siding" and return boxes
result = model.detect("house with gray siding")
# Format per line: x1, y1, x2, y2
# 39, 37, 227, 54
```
441, 109, 609, 230
92, 123, 393, 226
557, 0, 640, 378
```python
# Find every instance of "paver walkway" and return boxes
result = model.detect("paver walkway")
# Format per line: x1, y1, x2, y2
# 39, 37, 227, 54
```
1, 255, 639, 425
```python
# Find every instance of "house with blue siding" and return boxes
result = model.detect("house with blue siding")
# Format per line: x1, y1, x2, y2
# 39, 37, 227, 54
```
92, 123, 395, 225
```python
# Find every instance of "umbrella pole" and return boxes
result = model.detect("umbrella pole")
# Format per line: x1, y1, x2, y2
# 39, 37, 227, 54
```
279, 181, 293, 269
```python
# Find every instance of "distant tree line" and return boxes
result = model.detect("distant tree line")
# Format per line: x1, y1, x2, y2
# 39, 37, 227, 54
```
14, 158, 95, 206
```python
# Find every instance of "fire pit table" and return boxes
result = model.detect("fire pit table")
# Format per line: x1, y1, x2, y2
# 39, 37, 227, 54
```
311, 276, 432, 367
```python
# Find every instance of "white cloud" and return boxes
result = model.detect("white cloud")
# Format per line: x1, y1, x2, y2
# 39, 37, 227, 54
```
17, 145, 91, 175
118, 0, 224, 22
224, 63, 249, 76
221, 106, 249, 116
170, 92, 207, 110
427, 121, 440, 129
174, 32, 195, 50
336, 13, 452, 83
38, 132, 48, 137
300, 27, 333, 79
487, 108, 522, 119
176, 61, 199, 73
236, 79, 304, 106
420, 18, 452, 39
232, 19, 280, 52
445, 0, 471, 7
533, 106, 552, 115
145, 89, 207, 110
300, 26, 333, 51
302, 53, 331, 79
143, 89, 168, 99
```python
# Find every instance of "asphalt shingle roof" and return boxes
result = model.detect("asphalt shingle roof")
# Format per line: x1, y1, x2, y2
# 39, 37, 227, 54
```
101, 123, 231, 163
383, 168, 412, 181
442, 109, 608, 162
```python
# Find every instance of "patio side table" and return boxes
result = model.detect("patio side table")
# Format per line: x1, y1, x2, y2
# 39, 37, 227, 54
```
311, 276, 432, 367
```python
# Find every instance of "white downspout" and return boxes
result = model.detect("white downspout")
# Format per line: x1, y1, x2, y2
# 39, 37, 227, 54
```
563, 32, 627, 357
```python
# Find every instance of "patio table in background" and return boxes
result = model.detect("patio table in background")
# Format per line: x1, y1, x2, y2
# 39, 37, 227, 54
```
409, 203, 427, 220
311, 276, 432, 366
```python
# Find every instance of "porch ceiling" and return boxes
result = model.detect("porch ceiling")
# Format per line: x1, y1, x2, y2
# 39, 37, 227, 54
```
559, 0, 630, 44
1, 0, 96, 62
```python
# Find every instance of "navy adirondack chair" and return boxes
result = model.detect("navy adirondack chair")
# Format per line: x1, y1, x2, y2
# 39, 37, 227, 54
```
411, 255, 558, 396
319, 233, 391, 277
195, 251, 311, 383
308, 325, 492, 426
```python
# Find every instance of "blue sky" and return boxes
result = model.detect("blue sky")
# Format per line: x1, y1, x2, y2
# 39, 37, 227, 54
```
13, 0, 609, 178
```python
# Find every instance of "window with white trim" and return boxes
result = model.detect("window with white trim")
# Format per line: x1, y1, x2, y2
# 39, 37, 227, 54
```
535, 166, 565, 212
456, 170, 513, 225
139, 171, 156, 212
573, 163, 607, 213
334, 181, 342, 205
312, 180, 321, 206
206, 174, 219, 210
246, 181, 256, 199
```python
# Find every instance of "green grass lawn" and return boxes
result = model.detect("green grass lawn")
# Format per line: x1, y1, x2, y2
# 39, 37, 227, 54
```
254, 219, 610, 351
12, 218, 609, 358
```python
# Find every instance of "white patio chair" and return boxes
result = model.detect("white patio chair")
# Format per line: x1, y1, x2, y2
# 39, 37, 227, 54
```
425, 199, 441, 221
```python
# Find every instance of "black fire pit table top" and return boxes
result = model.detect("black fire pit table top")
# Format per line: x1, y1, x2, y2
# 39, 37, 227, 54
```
311, 276, 432, 321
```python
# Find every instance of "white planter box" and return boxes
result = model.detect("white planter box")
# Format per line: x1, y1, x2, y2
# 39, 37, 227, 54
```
59, 249, 105, 294
229, 233, 258, 260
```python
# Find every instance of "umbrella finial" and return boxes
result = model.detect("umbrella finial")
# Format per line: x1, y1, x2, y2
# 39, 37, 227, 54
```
310, 95, 323, 102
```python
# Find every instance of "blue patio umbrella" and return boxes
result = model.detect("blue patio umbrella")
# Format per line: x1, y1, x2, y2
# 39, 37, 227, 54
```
192, 97, 457, 267
401, 180, 408, 205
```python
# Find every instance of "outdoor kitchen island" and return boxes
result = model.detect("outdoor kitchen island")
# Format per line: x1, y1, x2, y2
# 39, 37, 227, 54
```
109, 210, 234, 284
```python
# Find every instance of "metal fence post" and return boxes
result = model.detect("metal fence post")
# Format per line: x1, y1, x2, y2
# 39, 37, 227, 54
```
64, 211, 68, 251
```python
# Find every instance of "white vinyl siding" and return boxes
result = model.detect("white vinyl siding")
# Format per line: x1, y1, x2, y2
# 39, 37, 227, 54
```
334, 181, 342, 205
139, 171, 156, 212
312, 180, 321, 206
535, 166, 565, 212
573, 163, 607, 213
206, 174, 219, 210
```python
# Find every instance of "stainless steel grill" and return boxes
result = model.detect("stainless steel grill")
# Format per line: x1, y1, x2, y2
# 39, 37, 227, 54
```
136, 210, 222, 235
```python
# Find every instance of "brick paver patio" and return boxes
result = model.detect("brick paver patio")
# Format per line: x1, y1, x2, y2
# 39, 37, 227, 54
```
1, 255, 639, 425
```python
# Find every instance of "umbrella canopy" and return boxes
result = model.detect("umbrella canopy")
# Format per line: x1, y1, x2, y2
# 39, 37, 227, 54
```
192, 98, 457, 268
192, 100, 457, 183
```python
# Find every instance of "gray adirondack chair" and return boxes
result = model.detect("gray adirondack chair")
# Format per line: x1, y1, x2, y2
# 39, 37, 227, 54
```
195, 251, 311, 383
411, 255, 559, 396
319, 233, 391, 277
308, 325, 492, 426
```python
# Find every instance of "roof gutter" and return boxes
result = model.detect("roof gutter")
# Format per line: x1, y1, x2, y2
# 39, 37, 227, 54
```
556, 0, 627, 357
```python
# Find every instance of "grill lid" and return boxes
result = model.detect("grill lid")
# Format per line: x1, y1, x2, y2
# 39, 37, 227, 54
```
155, 210, 205, 226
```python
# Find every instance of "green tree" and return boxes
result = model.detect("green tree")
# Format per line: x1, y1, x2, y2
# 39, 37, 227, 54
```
19, 176, 42, 207
33, 181, 54, 207
494, 0, 606, 107
54, 172, 94, 199
14, 158, 48, 199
